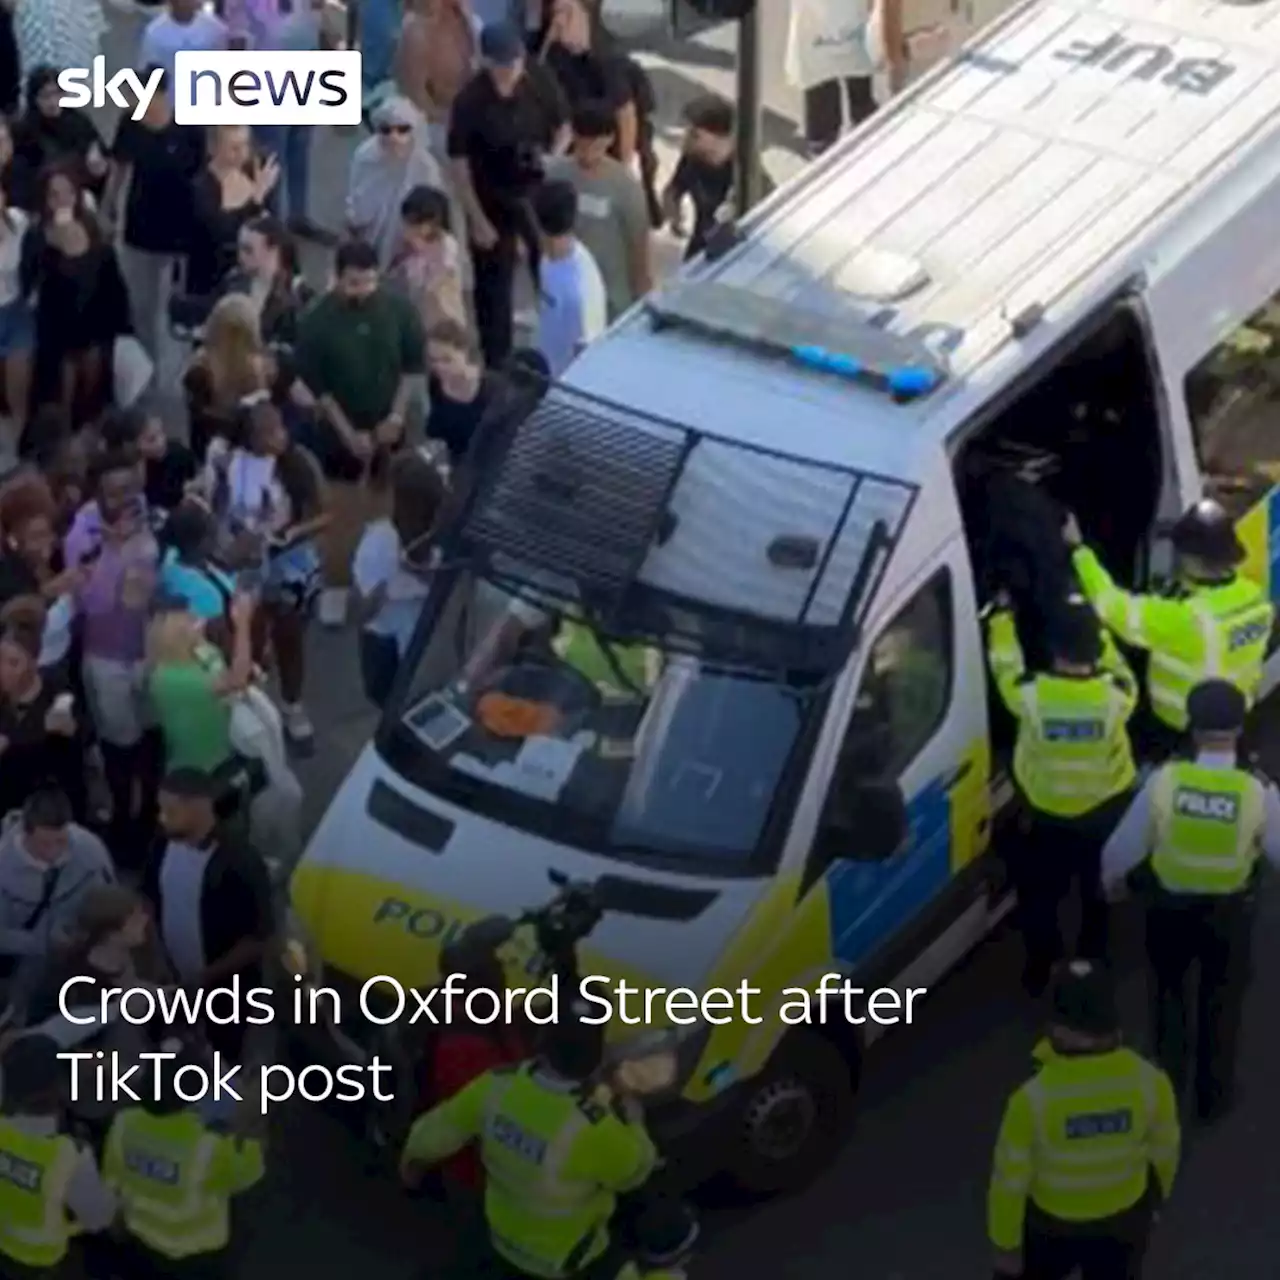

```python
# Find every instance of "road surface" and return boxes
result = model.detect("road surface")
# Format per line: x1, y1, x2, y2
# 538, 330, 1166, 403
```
88, 7, 1277, 1278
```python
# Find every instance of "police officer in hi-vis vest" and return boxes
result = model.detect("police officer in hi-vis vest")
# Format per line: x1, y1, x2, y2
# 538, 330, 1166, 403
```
0, 1035, 116, 1279
1100, 679, 1280, 1122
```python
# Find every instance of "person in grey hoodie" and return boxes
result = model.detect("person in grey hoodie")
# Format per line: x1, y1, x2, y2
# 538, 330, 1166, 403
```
0, 788, 115, 985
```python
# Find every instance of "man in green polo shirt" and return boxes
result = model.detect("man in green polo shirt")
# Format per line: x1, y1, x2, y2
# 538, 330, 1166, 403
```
295, 239, 425, 624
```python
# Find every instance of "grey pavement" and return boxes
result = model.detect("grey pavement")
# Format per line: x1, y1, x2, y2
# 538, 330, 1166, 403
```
86, 7, 1277, 1279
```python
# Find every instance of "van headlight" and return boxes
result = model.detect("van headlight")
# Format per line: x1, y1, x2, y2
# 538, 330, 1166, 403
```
608, 1020, 710, 1098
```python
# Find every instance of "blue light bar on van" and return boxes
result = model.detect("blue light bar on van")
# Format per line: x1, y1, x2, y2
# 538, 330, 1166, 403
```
791, 344, 942, 399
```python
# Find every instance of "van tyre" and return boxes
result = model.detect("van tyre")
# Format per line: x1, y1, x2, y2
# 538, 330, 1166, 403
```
727, 1030, 855, 1196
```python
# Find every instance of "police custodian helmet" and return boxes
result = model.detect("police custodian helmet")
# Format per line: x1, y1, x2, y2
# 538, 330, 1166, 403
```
1050, 960, 1119, 1037
1185, 679, 1248, 735
1171, 499, 1246, 566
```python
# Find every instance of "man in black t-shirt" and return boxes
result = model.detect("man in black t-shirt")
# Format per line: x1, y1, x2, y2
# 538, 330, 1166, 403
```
447, 20, 569, 367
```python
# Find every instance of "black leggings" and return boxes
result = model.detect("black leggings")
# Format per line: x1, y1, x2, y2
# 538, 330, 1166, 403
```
804, 76, 876, 153
100, 729, 163, 871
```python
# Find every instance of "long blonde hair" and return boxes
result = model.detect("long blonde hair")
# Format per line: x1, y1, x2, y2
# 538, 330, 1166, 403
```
202, 294, 268, 405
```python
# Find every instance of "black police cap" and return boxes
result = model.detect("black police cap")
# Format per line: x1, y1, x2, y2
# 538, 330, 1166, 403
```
1186, 679, 1248, 734
634, 1200, 700, 1265
1171, 499, 1246, 565
1050, 959, 1118, 1036
1049, 596, 1102, 666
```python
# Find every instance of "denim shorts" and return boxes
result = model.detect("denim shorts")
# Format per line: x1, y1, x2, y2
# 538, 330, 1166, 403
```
0, 297, 34, 358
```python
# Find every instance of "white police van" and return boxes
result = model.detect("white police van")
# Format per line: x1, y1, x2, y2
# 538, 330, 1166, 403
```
290, 0, 1280, 1192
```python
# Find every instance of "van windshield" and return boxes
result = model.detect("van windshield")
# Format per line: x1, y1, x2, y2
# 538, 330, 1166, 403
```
381, 569, 821, 872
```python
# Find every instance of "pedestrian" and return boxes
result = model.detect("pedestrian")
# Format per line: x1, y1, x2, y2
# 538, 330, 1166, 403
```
423, 318, 494, 466
294, 239, 423, 627
146, 592, 255, 775
1066, 501, 1274, 757
156, 499, 237, 631
784, 0, 904, 155
353, 447, 448, 707
988, 960, 1180, 1280
102, 1040, 264, 1280
545, 100, 652, 321
662, 94, 773, 261
20, 165, 132, 423
400, 1002, 658, 1280
1101, 678, 1280, 1122
100, 404, 197, 523
143, 768, 275, 1063
345, 96, 445, 270
986, 592, 1139, 994
530, 179, 606, 377
390, 185, 469, 336
12, 66, 109, 201
0, 1034, 116, 1273
188, 124, 276, 298
394, 0, 480, 162
447, 18, 569, 366
103, 70, 203, 362
64, 445, 162, 867
138, 0, 228, 83
0, 598, 90, 820
224, 214, 314, 346
224, 0, 336, 242
0, 787, 114, 982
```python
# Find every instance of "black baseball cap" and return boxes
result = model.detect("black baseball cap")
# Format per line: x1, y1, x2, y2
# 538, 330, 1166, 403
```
480, 21, 525, 66
1186, 679, 1248, 734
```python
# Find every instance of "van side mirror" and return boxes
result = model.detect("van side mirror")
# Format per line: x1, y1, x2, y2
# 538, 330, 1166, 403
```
815, 777, 910, 866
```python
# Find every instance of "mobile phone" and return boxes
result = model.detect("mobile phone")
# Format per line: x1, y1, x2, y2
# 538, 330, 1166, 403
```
52, 693, 74, 716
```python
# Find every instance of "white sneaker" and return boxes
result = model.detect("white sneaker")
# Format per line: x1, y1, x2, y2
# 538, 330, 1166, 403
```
317, 587, 348, 628
282, 703, 316, 754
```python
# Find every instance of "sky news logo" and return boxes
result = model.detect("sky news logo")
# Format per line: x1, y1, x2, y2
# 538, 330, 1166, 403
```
58, 51, 362, 125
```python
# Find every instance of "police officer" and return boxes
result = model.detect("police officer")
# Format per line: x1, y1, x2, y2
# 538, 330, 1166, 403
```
618, 1201, 699, 1280
1100, 679, 1280, 1122
0, 1034, 115, 1279
399, 1001, 659, 1280
1065, 501, 1273, 755
101, 1039, 265, 1279
988, 960, 1180, 1280
987, 592, 1139, 993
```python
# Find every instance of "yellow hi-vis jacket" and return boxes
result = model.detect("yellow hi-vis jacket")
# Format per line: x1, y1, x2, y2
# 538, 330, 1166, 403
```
1072, 546, 1273, 730
103, 1109, 264, 1260
0, 1121, 81, 1268
401, 1063, 657, 1279
987, 609, 1138, 817
988, 1041, 1180, 1251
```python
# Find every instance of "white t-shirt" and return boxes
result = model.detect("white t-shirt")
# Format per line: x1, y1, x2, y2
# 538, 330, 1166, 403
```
140, 10, 228, 80
0, 210, 28, 307
536, 240, 608, 379
353, 519, 432, 655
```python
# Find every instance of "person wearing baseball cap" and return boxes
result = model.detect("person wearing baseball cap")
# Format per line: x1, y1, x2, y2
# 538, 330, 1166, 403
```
1100, 678, 1280, 1122
448, 17, 569, 366
988, 960, 1180, 1280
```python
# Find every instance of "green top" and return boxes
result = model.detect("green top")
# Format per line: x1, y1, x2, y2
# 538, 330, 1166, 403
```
149, 644, 233, 772
295, 288, 425, 431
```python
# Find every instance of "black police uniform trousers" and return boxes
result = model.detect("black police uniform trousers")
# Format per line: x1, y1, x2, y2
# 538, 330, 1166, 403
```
1012, 790, 1131, 989
1145, 883, 1254, 1116
1018, 1188, 1154, 1280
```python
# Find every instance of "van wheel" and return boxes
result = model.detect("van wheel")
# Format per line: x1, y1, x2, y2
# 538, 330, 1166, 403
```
726, 1031, 856, 1196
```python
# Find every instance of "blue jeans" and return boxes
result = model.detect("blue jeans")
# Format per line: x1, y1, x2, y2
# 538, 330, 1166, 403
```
252, 123, 311, 220
357, 0, 399, 93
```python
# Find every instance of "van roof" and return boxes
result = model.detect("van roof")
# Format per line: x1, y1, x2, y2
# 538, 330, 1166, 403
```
675, 0, 1280, 393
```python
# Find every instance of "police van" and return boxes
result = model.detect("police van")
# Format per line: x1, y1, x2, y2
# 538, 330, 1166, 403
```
290, 0, 1280, 1193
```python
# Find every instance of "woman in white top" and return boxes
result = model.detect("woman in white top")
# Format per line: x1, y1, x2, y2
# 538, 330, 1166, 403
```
0, 173, 32, 440
200, 396, 329, 750
352, 447, 448, 708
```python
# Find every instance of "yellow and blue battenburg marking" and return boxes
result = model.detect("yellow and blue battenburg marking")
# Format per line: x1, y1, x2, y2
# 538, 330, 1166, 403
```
1235, 486, 1280, 601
